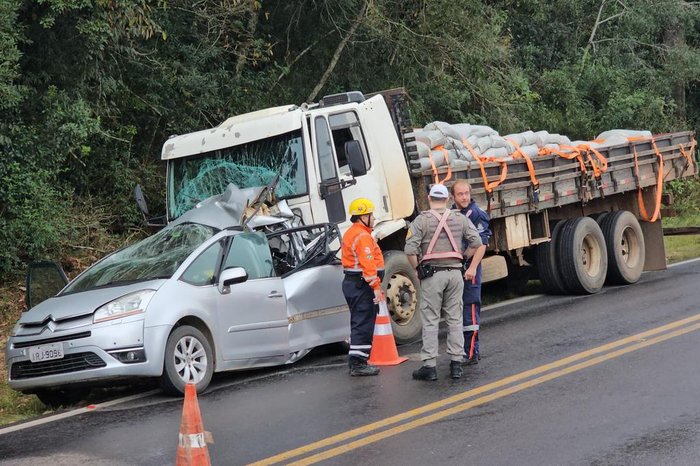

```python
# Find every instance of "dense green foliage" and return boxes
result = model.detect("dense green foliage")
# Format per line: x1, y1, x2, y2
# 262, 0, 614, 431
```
1, 0, 699, 280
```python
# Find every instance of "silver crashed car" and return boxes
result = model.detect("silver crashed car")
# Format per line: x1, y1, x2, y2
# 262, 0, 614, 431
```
5, 186, 349, 406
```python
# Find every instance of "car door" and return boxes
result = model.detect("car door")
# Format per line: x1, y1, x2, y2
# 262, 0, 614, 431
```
216, 232, 289, 361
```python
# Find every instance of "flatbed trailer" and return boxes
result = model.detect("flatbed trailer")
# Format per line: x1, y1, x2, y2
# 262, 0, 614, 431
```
408, 127, 697, 291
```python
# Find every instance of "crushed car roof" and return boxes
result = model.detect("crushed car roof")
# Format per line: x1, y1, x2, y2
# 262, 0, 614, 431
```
169, 183, 294, 231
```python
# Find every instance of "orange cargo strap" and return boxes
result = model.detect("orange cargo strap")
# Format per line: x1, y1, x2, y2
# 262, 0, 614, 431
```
577, 144, 608, 179
506, 139, 539, 189
429, 145, 452, 184
630, 136, 664, 222
540, 145, 587, 173
678, 141, 696, 169
460, 139, 508, 193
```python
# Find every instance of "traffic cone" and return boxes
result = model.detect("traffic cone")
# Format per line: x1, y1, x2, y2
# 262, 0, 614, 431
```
176, 383, 212, 466
368, 301, 409, 366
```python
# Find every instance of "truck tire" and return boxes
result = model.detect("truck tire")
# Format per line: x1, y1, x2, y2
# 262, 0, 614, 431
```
600, 210, 645, 285
536, 221, 567, 294
556, 217, 608, 294
160, 325, 214, 396
382, 250, 422, 345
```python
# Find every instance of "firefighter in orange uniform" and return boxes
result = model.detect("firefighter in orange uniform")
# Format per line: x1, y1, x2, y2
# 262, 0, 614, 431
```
341, 198, 385, 376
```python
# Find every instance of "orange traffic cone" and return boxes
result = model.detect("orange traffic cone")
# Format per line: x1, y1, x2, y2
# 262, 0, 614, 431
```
176, 383, 212, 466
368, 301, 409, 366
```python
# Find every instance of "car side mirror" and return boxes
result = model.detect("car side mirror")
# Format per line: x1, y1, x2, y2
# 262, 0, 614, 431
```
345, 140, 367, 177
218, 267, 248, 294
26, 261, 69, 310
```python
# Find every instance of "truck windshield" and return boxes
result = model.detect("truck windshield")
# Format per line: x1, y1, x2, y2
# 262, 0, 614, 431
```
168, 129, 307, 219
64, 223, 217, 294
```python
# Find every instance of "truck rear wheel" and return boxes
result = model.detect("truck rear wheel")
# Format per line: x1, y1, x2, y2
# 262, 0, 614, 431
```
600, 211, 645, 285
556, 217, 608, 294
536, 221, 567, 294
382, 251, 422, 345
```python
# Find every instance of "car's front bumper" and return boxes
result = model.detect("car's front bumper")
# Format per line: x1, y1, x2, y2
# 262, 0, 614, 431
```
6, 321, 171, 391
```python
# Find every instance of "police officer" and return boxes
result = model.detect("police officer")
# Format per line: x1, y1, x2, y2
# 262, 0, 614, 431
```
341, 198, 385, 376
451, 180, 490, 365
405, 184, 482, 380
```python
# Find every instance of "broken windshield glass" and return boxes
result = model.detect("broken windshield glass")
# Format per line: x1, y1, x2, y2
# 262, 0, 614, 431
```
168, 130, 307, 219
64, 223, 217, 294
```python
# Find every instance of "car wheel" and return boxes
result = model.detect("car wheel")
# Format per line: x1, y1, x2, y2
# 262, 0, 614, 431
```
35, 387, 91, 408
160, 325, 214, 396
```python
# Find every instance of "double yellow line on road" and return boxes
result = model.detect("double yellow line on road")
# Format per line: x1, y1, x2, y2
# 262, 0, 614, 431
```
251, 313, 700, 466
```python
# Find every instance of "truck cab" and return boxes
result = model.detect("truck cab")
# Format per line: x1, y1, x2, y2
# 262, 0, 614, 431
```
162, 92, 415, 243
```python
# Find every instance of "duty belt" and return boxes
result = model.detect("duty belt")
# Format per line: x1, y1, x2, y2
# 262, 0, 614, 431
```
432, 266, 463, 272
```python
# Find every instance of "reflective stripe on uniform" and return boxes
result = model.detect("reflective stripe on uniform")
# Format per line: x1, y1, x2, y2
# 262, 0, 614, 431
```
350, 344, 372, 350
349, 349, 370, 357
463, 324, 480, 331
351, 233, 369, 270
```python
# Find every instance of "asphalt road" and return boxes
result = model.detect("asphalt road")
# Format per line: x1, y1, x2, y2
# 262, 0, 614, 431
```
1, 259, 699, 466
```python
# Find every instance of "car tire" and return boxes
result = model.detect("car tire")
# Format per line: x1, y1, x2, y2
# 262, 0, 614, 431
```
160, 325, 214, 396
382, 250, 422, 345
556, 217, 608, 294
600, 210, 645, 285
35, 387, 91, 408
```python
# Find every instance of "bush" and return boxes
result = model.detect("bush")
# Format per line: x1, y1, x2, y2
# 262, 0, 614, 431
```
0, 163, 72, 281
666, 176, 700, 222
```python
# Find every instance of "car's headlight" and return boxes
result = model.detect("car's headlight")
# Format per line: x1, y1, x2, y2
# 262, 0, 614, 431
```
93, 290, 156, 323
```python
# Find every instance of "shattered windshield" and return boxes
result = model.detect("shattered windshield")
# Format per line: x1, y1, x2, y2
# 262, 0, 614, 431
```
64, 223, 217, 293
168, 130, 307, 219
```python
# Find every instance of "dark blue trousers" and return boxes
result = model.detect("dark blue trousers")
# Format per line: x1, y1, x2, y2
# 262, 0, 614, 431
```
462, 263, 482, 360
342, 277, 377, 364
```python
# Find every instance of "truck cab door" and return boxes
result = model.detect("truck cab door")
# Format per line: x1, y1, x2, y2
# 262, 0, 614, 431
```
310, 111, 386, 231
312, 116, 346, 224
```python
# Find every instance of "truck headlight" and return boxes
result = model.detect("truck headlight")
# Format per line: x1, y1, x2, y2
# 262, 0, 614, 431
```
93, 290, 156, 323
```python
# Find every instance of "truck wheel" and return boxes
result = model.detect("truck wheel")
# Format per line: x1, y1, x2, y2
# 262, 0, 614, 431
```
536, 221, 567, 294
556, 217, 608, 294
160, 325, 214, 396
35, 387, 91, 408
600, 211, 645, 285
382, 251, 422, 345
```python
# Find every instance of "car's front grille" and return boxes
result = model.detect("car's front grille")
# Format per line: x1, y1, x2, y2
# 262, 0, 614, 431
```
10, 352, 106, 380
12, 331, 92, 349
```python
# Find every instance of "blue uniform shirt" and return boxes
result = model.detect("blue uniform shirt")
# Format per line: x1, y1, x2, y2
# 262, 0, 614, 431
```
459, 200, 491, 250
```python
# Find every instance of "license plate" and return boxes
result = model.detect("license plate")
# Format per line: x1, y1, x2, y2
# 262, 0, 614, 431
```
28, 343, 65, 363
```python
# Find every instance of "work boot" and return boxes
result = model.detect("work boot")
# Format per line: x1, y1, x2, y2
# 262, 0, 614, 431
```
349, 360, 380, 377
462, 356, 479, 366
412, 365, 438, 381
450, 361, 463, 379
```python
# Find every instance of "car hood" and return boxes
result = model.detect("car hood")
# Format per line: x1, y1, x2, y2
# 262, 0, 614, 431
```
18, 280, 167, 325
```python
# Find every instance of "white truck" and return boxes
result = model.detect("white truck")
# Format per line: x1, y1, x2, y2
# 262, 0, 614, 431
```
154, 89, 698, 343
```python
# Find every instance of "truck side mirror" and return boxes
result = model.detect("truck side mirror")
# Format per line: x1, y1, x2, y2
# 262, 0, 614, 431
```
134, 184, 166, 227
26, 261, 69, 310
134, 184, 150, 216
345, 140, 367, 177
